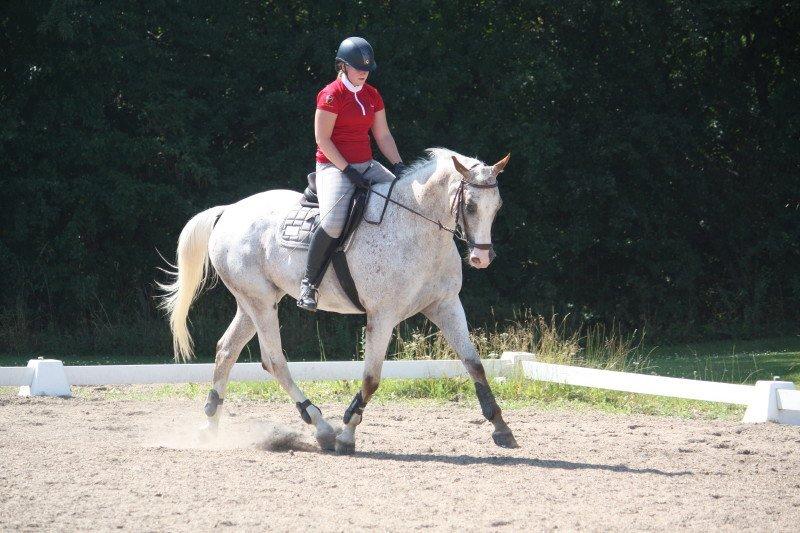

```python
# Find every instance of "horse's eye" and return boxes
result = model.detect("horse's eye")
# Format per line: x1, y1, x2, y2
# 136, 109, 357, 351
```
466, 202, 477, 214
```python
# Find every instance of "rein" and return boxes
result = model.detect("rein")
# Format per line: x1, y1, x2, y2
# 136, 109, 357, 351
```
364, 167, 498, 254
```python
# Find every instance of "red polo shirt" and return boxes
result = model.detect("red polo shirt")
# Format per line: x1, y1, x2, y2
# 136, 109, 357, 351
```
315, 77, 384, 164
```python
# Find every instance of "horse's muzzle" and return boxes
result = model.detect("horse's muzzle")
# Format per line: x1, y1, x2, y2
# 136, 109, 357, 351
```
469, 245, 495, 268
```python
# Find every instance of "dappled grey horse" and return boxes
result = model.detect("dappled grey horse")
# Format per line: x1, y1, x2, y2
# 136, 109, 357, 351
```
158, 147, 517, 453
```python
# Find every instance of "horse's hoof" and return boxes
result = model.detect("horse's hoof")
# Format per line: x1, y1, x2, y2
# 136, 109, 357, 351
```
334, 439, 355, 455
316, 429, 336, 451
492, 430, 519, 448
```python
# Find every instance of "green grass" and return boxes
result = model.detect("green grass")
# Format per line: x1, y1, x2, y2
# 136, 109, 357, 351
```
645, 336, 800, 385
40, 373, 738, 421
3, 312, 797, 421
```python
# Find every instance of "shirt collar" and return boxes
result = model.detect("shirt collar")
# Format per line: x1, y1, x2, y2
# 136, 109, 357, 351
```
338, 72, 363, 93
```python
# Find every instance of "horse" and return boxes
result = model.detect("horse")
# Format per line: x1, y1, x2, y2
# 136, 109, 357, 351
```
157, 147, 518, 453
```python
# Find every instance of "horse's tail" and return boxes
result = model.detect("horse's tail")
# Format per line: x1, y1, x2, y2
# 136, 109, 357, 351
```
156, 205, 225, 362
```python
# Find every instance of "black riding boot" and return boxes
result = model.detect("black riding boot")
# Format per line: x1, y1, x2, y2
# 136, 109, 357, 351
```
297, 227, 339, 312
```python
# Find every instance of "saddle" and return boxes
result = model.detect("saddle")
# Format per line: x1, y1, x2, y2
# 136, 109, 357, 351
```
277, 172, 370, 311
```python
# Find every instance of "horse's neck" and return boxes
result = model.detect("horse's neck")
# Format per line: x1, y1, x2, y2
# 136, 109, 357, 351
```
387, 168, 456, 235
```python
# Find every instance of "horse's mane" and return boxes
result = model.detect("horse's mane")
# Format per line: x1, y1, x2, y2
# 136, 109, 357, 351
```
404, 147, 483, 182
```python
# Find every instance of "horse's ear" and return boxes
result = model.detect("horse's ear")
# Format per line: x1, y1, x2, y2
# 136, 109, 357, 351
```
451, 156, 471, 179
491, 153, 511, 177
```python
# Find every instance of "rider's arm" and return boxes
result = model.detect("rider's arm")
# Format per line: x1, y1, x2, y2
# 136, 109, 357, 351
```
315, 109, 349, 171
371, 109, 402, 166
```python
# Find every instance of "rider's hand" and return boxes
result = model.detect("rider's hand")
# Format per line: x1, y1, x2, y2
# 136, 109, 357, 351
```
392, 162, 407, 176
343, 165, 370, 189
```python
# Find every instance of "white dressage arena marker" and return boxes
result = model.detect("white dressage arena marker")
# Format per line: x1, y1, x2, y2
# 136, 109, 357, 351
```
500, 351, 536, 365
18, 358, 72, 398
742, 380, 799, 424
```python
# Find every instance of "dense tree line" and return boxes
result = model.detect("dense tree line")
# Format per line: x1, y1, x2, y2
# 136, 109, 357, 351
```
2, 1, 798, 358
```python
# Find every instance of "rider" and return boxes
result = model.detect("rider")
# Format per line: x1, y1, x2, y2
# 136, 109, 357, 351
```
297, 36, 406, 311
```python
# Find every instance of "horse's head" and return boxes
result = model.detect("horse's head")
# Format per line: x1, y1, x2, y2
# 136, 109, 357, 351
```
450, 153, 510, 269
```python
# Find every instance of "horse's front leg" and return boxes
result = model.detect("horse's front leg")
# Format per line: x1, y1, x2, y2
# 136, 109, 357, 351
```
423, 296, 518, 448
335, 315, 394, 455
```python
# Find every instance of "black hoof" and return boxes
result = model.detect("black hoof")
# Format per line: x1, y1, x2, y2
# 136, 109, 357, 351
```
334, 439, 355, 455
492, 430, 519, 448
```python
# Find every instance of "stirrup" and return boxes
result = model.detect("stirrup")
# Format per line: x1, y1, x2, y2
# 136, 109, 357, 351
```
297, 279, 319, 311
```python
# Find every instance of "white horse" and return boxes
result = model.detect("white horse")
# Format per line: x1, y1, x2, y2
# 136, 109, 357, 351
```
158, 147, 517, 453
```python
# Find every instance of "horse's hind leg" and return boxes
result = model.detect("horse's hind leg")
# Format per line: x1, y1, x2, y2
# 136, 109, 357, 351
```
240, 296, 336, 451
422, 296, 518, 448
202, 305, 256, 435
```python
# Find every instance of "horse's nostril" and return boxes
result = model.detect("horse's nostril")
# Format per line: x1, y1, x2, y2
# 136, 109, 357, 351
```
471, 256, 481, 265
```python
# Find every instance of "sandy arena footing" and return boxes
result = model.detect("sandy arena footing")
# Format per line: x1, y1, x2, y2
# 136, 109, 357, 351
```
1, 393, 799, 531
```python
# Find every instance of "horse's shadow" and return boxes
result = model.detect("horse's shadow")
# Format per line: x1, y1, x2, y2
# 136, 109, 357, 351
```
264, 438, 690, 477
350, 450, 689, 477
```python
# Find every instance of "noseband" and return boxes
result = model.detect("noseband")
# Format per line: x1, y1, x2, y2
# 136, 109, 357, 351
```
450, 175, 499, 260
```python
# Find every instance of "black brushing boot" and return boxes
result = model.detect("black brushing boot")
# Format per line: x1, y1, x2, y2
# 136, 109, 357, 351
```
297, 226, 339, 312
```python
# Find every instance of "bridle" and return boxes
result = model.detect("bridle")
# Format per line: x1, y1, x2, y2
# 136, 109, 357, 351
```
450, 173, 499, 260
365, 163, 499, 258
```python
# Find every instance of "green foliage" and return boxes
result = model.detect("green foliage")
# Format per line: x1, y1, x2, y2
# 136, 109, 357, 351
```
2, 1, 799, 358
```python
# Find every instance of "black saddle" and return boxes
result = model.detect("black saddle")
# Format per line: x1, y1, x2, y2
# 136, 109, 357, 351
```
301, 172, 319, 207
278, 172, 370, 312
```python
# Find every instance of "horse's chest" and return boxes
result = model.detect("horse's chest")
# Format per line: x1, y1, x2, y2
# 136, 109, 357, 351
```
351, 233, 460, 307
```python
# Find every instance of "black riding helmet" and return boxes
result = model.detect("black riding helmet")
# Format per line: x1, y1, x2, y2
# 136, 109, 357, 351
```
336, 37, 377, 72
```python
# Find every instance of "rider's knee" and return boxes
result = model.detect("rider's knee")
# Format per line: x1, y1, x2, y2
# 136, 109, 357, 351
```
320, 220, 344, 239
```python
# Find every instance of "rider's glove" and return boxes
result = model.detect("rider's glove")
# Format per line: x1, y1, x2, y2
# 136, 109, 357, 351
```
343, 165, 370, 189
392, 162, 407, 176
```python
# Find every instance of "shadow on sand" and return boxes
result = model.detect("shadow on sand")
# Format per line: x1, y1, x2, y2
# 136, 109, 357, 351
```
266, 440, 690, 477
352, 451, 690, 476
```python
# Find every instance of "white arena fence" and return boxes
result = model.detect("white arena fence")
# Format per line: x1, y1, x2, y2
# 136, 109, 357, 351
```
1, 352, 798, 426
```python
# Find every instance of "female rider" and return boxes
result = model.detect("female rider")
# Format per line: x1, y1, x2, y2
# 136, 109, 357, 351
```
298, 36, 406, 311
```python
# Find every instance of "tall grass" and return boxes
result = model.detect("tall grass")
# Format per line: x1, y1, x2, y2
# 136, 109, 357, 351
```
389, 310, 650, 373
